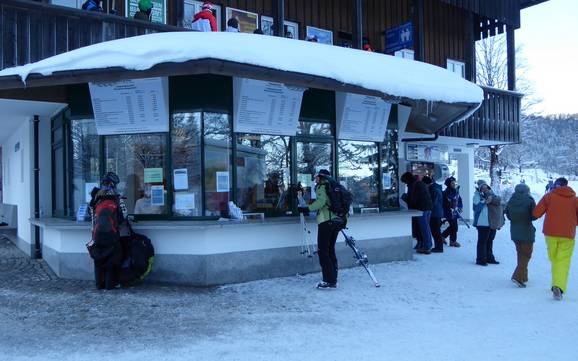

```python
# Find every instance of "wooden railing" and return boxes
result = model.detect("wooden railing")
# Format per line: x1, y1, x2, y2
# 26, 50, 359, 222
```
0, 0, 186, 70
440, 86, 523, 143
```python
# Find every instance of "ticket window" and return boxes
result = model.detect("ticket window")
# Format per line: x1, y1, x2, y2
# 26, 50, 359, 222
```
296, 141, 333, 204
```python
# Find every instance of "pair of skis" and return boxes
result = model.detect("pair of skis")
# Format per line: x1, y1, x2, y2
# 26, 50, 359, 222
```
340, 228, 380, 288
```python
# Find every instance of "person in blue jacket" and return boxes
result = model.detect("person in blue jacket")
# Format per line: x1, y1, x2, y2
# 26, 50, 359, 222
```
82, 0, 104, 12
423, 176, 444, 252
442, 177, 463, 247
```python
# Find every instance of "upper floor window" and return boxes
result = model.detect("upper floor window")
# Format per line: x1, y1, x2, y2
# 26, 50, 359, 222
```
446, 59, 465, 78
51, 0, 82, 8
184, 0, 222, 30
394, 49, 414, 60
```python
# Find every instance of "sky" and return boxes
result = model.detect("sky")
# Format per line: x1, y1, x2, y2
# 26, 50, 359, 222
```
516, 0, 578, 115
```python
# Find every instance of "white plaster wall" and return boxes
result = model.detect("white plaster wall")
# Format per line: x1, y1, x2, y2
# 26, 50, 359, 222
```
2, 120, 32, 244
455, 149, 475, 220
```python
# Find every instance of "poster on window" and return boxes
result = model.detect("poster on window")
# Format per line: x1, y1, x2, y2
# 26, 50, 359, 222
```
405, 144, 449, 163
150, 185, 165, 206
89, 77, 169, 135
226, 7, 258, 33
335, 92, 392, 142
216, 172, 230, 192
306, 26, 333, 44
260, 16, 299, 39
233, 78, 306, 136
126, 0, 166, 23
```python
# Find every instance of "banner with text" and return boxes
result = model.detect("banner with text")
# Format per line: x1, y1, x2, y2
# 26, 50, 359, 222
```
89, 77, 169, 135
336, 93, 392, 142
233, 78, 306, 136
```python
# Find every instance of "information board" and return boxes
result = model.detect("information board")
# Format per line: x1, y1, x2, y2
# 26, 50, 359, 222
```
385, 21, 413, 54
126, 0, 167, 23
233, 78, 306, 136
405, 144, 449, 163
89, 77, 169, 135
335, 93, 392, 142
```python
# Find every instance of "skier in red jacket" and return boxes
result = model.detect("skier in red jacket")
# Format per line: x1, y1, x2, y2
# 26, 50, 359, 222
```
191, 1, 218, 32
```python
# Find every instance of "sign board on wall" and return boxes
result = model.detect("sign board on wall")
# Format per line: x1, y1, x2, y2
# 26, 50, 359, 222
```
385, 21, 413, 54
126, 0, 167, 23
233, 78, 306, 136
335, 93, 392, 142
89, 77, 169, 135
406, 144, 449, 163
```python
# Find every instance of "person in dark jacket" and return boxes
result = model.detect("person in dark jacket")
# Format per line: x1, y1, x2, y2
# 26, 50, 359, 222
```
473, 180, 501, 266
299, 169, 340, 289
134, 0, 153, 21
423, 176, 444, 252
505, 183, 536, 288
401, 172, 433, 254
442, 177, 463, 247
82, 0, 103, 12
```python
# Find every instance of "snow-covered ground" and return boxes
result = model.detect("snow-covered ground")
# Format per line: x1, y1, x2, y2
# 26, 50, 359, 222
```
2, 216, 578, 361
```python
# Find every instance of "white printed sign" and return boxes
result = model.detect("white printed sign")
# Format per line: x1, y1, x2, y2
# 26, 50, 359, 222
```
336, 93, 392, 142
89, 77, 169, 135
233, 78, 306, 136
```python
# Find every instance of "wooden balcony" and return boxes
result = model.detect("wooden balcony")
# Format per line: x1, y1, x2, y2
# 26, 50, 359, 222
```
0, 0, 185, 70
440, 86, 523, 143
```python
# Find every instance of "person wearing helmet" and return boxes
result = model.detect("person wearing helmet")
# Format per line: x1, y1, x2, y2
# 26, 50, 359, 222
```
191, 1, 218, 32
134, 0, 153, 21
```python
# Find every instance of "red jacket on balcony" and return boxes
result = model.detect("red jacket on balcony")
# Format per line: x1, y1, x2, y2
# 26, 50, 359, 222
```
191, 10, 218, 32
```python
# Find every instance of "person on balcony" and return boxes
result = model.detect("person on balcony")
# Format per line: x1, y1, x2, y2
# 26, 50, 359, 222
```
226, 18, 240, 32
82, 0, 103, 12
191, 2, 218, 32
134, 0, 153, 22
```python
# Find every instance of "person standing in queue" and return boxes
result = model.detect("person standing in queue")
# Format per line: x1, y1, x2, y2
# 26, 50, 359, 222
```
442, 177, 463, 247
299, 169, 339, 289
422, 176, 444, 253
401, 172, 433, 254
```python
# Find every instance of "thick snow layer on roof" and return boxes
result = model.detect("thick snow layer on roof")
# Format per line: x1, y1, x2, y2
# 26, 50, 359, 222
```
0, 32, 483, 104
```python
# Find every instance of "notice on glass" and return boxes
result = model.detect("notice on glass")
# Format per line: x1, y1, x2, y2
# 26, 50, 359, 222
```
216, 172, 230, 193
336, 93, 392, 142
173, 168, 189, 190
150, 185, 165, 206
84, 182, 99, 203
233, 78, 306, 136
144, 168, 163, 183
89, 77, 169, 135
175, 193, 195, 210
382, 173, 392, 189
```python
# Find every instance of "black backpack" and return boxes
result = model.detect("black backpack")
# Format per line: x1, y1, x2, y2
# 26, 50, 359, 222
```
324, 178, 353, 218
119, 223, 155, 285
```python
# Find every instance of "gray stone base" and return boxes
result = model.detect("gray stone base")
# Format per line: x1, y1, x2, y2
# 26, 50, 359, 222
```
45, 235, 413, 286
1, 229, 33, 257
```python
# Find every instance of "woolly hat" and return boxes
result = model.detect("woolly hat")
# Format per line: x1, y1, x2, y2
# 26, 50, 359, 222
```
202, 1, 213, 10
101, 172, 120, 186
421, 175, 432, 185
476, 179, 490, 190
138, 0, 152, 11
554, 177, 568, 187
514, 183, 530, 194
315, 169, 330, 177
444, 176, 456, 187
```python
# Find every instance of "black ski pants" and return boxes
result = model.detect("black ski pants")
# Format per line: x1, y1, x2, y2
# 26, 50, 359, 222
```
476, 226, 497, 264
430, 217, 444, 250
442, 219, 459, 243
317, 221, 340, 284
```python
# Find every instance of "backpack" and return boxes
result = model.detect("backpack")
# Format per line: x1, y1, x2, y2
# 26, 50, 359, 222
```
92, 195, 122, 248
324, 178, 353, 219
119, 223, 154, 285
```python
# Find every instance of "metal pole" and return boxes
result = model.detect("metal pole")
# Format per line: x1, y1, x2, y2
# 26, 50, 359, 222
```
273, 0, 285, 37
413, 0, 425, 61
33, 115, 42, 259
352, 0, 363, 49
506, 24, 516, 91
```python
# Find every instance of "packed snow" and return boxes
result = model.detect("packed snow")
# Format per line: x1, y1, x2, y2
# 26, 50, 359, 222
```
0, 32, 483, 104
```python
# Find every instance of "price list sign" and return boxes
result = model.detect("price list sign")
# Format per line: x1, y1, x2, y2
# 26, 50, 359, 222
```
233, 78, 306, 136
89, 77, 169, 135
336, 93, 392, 142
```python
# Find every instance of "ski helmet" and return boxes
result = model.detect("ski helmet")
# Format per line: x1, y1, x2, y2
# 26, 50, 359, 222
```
138, 0, 153, 12
101, 172, 120, 186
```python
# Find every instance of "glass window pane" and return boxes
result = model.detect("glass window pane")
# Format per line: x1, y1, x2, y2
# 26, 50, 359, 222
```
382, 130, 400, 209
172, 112, 203, 216
204, 113, 231, 217
338, 141, 379, 213
297, 121, 332, 136
71, 119, 100, 214
104, 133, 168, 215
296, 141, 333, 202
53, 146, 65, 217
236, 134, 291, 215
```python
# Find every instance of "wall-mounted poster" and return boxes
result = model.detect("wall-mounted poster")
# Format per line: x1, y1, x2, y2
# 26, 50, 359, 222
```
126, 0, 167, 24
260, 16, 299, 39
233, 78, 306, 136
226, 7, 258, 33
306, 26, 333, 45
405, 144, 450, 163
88, 77, 169, 135
183, 0, 222, 30
335, 92, 392, 142
216, 172, 230, 192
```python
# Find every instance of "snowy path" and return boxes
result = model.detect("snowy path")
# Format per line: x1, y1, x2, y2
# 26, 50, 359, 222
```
1, 218, 577, 361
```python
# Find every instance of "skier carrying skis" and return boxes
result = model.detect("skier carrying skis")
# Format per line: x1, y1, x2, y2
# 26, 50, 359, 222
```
298, 169, 340, 289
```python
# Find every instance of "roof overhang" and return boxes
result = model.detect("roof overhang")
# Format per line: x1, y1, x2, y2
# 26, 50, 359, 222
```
520, 0, 550, 9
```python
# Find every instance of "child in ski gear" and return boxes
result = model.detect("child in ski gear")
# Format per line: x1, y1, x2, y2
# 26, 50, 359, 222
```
300, 169, 339, 289
82, 0, 103, 12
442, 177, 463, 247
422, 176, 444, 252
191, 1, 218, 32
401, 172, 433, 254
505, 183, 536, 287
533, 177, 578, 300
134, 0, 153, 21
89, 172, 128, 290
473, 180, 500, 266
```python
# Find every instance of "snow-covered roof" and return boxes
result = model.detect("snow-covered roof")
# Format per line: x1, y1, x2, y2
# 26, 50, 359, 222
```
0, 32, 482, 105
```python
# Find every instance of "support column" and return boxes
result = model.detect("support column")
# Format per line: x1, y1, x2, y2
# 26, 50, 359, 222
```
455, 150, 475, 221
33, 115, 41, 259
413, 0, 425, 61
352, 0, 363, 49
273, 0, 285, 37
507, 24, 516, 91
